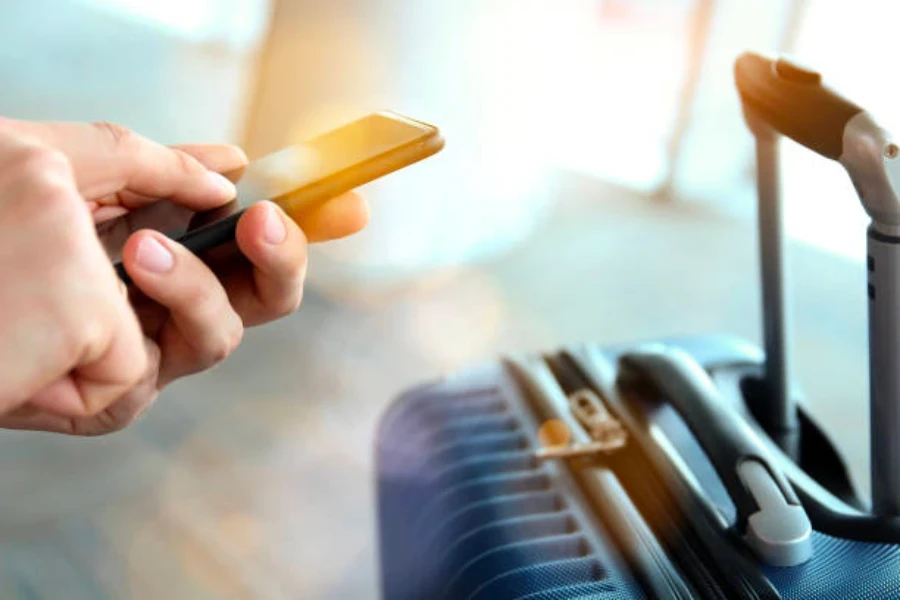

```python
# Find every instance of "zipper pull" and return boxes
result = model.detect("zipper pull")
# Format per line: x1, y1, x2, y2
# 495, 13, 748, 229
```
535, 389, 627, 460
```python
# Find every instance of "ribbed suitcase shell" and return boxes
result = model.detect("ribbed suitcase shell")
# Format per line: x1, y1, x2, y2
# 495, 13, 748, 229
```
376, 364, 645, 600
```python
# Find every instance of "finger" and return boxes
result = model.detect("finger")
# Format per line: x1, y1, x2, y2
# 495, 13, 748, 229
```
172, 143, 249, 182
0, 402, 78, 434
223, 201, 308, 326
90, 204, 129, 222
1, 119, 238, 209
89, 144, 248, 220
91, 190, 182, 224
290, 191, 369, 243
121, 230, 244, 385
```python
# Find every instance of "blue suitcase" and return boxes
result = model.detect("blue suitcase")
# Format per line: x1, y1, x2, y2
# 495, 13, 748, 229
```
375, 52, 900, 599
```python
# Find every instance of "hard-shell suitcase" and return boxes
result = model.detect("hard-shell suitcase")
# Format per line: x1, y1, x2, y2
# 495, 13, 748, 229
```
375, 51, 900, 599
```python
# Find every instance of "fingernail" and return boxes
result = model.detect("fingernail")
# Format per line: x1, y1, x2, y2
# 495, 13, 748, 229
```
206, 170, 237, 198
263, 205, 287, 245
135, 236, 174, 273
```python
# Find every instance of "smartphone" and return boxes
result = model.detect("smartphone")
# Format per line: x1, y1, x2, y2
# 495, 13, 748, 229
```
114, 110, 444, 283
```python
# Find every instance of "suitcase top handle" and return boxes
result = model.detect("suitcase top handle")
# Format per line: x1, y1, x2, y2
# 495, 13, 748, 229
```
618, 346, 813, 568
735, 51, 900, 517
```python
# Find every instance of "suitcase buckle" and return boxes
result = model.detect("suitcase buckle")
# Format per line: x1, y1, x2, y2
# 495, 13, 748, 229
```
535, 389, 627, 460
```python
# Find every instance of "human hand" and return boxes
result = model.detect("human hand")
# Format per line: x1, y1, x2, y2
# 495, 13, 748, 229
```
0, 120, 368, 435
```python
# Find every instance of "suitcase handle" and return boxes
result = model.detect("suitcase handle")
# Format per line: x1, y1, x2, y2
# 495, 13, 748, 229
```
737, 51, 900, 516
734, 51, 863, 160
617, 345, 813, 567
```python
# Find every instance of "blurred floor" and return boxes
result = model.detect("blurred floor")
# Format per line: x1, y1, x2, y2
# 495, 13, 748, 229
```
0, 1, 872, 598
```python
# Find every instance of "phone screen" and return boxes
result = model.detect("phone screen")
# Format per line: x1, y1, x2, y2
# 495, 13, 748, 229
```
235, 112, 438, 206
109, 111, 442, 281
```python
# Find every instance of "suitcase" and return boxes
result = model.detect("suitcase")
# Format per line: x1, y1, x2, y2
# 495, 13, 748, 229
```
375, 51, 900, 599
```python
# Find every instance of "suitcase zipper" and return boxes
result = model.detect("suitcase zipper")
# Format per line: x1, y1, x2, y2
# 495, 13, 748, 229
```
543, 352, 780, 600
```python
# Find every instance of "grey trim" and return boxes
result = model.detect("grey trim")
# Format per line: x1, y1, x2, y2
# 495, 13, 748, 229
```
839, 111, 900, 234
867, 231, 900, 515
839, 112, 900, 515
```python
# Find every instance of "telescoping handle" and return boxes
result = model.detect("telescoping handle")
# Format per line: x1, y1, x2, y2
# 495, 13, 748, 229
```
734, 52, 864, 159
735, 50, 900, 517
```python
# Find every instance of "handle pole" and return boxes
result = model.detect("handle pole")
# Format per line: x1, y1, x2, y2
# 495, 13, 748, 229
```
753, 125, 799, 457
868, 228, 900, 515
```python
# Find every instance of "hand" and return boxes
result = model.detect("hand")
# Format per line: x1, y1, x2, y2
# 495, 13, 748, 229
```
0, 120, 368, 435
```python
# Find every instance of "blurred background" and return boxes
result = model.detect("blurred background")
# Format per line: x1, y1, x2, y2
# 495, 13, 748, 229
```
0, 0, 896, 597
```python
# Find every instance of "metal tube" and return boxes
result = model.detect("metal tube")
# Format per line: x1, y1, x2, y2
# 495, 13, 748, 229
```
868, 228, 900, 515
755, 135, 799, 454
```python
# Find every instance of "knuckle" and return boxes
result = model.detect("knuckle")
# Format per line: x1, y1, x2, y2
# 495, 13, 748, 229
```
260, 259, 306, 320
12, 146, 72, 187
102, 416, 136, 435
120, 350, 149, 389
95, 398, 151, 435
85, 419, 127, 436
273, 288, 303, 319
72, 407, 134, 436
55, 316, 108, 383
172, 147, 203, 176
55, 330, 85, 373
172, 282, 243, 368
201, 319, 243, 367
9, 150, 78, 218
64, 317, 104, 359
183, 284, 219, 318
91, 121, 134, 151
